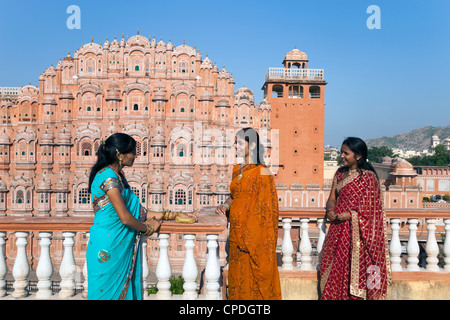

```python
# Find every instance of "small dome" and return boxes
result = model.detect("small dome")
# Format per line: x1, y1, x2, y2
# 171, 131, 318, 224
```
284, 47, 308, 61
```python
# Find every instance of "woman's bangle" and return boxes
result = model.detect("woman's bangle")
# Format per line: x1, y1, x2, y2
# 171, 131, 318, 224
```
143, 223, 154, 237
222, 202, 230, 211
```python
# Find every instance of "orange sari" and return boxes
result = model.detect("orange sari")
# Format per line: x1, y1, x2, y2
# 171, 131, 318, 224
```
228, 164, 282, 300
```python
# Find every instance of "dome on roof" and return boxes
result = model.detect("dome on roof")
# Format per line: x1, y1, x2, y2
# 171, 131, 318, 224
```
390, 159, 417, 176
127, 34, 149, 47
284, 47, 308, 61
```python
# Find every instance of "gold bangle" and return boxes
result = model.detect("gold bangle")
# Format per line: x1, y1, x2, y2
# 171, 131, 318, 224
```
143, 224, 154, 237
222, 203, 230, 210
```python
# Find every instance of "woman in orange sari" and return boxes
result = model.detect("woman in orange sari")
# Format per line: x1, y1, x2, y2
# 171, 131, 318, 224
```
320, 137, 392, 300
216, 127, 281, 300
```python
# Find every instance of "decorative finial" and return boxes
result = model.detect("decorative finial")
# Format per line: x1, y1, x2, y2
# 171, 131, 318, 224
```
137, 28, 139, 35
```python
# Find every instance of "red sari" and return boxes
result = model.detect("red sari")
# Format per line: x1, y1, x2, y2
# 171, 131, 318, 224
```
228, 164, 282, 300
320, 169, 392, 300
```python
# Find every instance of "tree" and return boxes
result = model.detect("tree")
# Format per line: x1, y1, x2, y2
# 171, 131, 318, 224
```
368, 146, 396, 163
409, 145, 450, 166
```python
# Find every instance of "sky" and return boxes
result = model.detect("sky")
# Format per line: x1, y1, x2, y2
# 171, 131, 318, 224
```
0, 0, 449, 147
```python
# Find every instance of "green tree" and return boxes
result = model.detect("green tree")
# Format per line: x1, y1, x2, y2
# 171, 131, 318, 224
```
368, 146, 396, 163
409, 145, 449, 166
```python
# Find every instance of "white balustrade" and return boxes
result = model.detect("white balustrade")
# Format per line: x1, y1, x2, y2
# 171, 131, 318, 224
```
281, 218, 294, 270
299, 218, 313, 271
36, 232, 53, 299
182, 234, 198, 300
82, 232, 89, 298
156, 233, 172, 299
1, 210, 450, 301
389, 219, 403, 271
141, 235, 149, 298
205, 234, 221, 300
425, 219, 440, 272
59, 232, 76, 298
444, 219, 450, 272
316, 218, 326, 257
12, 232, 30, 298
406, 219, 420, 271
0, 232, 7, 297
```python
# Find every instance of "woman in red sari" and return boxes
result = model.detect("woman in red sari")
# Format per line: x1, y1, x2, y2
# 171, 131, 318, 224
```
320, 137, 392, 300
216, 127, 281, 300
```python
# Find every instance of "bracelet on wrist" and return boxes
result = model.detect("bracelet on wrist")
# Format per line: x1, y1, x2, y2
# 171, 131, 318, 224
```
222, 202, 230, 210
143, 224, 154, 237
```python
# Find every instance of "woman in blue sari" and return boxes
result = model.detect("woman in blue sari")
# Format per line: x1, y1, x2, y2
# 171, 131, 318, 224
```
86, 133, 161, 300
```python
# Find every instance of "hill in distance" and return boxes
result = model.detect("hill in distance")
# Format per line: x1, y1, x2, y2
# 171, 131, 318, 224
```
365, 125, 450, 151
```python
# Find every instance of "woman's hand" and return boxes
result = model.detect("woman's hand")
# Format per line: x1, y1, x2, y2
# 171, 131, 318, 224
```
215, 204, 228, 215
145, 217, 162, 233
338, 211, 352, 221
326, 209, 337, 222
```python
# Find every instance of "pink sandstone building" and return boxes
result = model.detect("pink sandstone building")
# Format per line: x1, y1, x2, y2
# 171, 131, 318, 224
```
0, 33, 428, 218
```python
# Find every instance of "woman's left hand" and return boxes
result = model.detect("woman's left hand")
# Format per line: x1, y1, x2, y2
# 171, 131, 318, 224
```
338, 211, 352, 221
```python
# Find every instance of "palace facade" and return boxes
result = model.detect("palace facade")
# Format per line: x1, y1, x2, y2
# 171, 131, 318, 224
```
0, 33, 281, 217
0, 33, 428, 218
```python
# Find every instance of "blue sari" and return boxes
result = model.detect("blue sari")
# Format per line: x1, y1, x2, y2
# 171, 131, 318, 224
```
86, 167, 147, 300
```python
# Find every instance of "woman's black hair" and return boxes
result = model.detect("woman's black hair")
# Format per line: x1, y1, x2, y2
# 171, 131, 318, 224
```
341, 137, 378, 180
88, 133, 136, 192
235, 127, 265, 165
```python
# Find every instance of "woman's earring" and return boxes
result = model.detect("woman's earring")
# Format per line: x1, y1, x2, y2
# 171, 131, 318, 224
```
119, 158, 123, 168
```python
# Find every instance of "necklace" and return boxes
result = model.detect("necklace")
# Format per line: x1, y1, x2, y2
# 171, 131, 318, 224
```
108, 165, 123, 185
237, 164, 250, 181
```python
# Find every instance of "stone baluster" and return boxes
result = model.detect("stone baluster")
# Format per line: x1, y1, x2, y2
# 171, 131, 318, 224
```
156, 233, 172, 299
389, 218, 403, 271
205, 234, 221, 300
299, 218, 313, 270
182, 234, 198, 300
59, 232, 76, 298
0, 232, 7, 297
12, 232, 30, 299
406, 219, 420, 271
82, 232, 89, 298
141, 236, 149, 297
281, 218, 294, 270
425, 219, 440, 272
444, 219, 450, 272
316, 218, 326, 256
36, 232, 53, 299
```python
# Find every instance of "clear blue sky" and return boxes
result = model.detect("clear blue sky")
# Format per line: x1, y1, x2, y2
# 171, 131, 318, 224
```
0, 0, 449, 147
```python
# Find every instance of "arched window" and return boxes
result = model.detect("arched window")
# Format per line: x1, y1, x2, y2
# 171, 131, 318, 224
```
78, 187, 90, 204
16, 190, 24, 204
82, 142, 92, 156
175, 189, 186, 205
272, 85, 283, 98
177, 144, 185, 157
178, 60, 189, 74
309, 86, 320, 99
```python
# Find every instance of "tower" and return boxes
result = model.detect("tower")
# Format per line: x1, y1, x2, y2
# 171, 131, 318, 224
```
263, 47, 327, 186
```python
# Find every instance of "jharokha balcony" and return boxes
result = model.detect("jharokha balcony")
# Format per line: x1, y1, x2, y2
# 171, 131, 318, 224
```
0, 207, 449, 300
